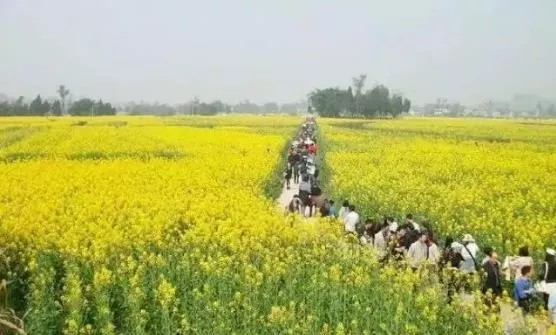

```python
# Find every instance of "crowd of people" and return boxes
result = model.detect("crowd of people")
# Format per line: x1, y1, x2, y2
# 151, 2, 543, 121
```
284, 117, 326, 217
283, 117, 556, 323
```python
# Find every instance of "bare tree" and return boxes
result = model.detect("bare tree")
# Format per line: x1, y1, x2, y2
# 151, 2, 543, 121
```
57, 85, 70, 115
352, 74, 367, 115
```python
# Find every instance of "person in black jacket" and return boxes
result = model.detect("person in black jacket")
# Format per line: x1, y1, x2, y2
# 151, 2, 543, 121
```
540, 248, 556, 310
482, 247, 502, 305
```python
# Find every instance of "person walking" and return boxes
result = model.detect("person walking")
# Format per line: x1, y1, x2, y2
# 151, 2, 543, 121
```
298, 175, 311, 217
508, 246, 534, 283
343, 205, 359, 235
460, 234, 479, 273
360, 219, 376, 245
390, 224, 409, 261
287, 195, 302, 214
373, 222, 391, 261
292, 151, 301, 184
441, 237, 463, 304
482, 247, 503, 304
539, 248, 556, 310
405, 213, 420, 231
407, 231, 430, 270
284, 164, 293, 190
328, 200, 338, 217
308, 141, 318, 155
338, 201, 350, 221
514, 265, 535, 313
319, 198, 331, 217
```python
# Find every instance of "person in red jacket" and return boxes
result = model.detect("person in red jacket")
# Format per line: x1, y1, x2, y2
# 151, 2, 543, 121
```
308, 141, 318, 155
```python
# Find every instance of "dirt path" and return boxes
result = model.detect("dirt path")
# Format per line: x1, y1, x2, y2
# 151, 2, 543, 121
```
276, 181, 297, 212
276, 181, 315, 218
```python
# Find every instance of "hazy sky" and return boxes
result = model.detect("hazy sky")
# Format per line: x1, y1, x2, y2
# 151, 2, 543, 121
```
1, 0, 555, 105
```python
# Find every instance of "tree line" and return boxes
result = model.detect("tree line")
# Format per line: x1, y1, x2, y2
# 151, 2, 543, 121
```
125, 99, 307, 116
0, 85, 310, 117
0, 85, 116, 117
309, 74, 411, 118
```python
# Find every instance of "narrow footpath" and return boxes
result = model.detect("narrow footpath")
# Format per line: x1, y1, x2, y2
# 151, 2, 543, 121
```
276, 117, 320, 218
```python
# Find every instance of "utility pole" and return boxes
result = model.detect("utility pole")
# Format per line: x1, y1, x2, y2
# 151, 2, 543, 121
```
91, 103, 94, 118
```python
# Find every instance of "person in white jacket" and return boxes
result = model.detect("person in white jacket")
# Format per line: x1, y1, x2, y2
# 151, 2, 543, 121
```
374, 224, 391, 260
407, 230, 440, 270
459, 234, 480, 273
343, 205, 359, 234
338, 200, 350, 221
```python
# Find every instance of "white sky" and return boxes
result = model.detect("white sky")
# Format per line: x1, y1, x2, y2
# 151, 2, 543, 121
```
1, 0, 555, 104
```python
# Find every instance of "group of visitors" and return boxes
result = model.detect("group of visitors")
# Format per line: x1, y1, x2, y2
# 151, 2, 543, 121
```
283, 118, 556, 322
339, 202, 556, 320
285, 117, 325, 217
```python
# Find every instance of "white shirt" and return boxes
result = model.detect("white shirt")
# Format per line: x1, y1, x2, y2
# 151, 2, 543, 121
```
460, 242, 480, 273
428, 243, 441, 263
407, 241, 440, 268
360, 234, 373, 245
389, 221, 399, 232
344, 211, 359, 233
548, 291, 556, 324
373, 230, 389, 258
338, 207, 349, 221
299, 181, 311, 193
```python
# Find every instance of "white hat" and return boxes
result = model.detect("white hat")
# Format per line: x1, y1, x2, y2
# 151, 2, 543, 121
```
389, 221, 399, 232
451, 242, 463, 250
462, 234, 475, 243
547, 248, 556, 256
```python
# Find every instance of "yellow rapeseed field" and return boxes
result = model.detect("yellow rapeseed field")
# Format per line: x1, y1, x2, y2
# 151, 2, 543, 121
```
0, 116, 529, 334
321, 117, 556, 256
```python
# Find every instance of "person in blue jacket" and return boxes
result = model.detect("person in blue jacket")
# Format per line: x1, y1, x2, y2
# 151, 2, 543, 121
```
514, 265, 535, 312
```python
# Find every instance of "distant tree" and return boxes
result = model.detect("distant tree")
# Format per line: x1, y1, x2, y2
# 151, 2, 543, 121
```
29, 95, 43, 116
12, 96, 28, 115
234, 100, 260, 114
128, 102, 176, 115
390, 94, 404, 118
198, 102, 218, 115
68, 98, 94, 116
363, 85, 390, 118
0, 102, 13, 116
51, 100, 63, 116
94, 99, 117, 115
209, 100, 227, 114
486, 100, 494, 117
352, 74, 367, 115
280, 102, 303, 114
29, 95, 52, 115
57, 85, 70, 115
547, 104, 556, 117
346, 86, 355, 116
402, 98, 411, 115
42, 100, 51, 115
308, 88, 346, 117
535, 102, 543, 117
309, 74, 411, 119
262, 102, 279, 113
